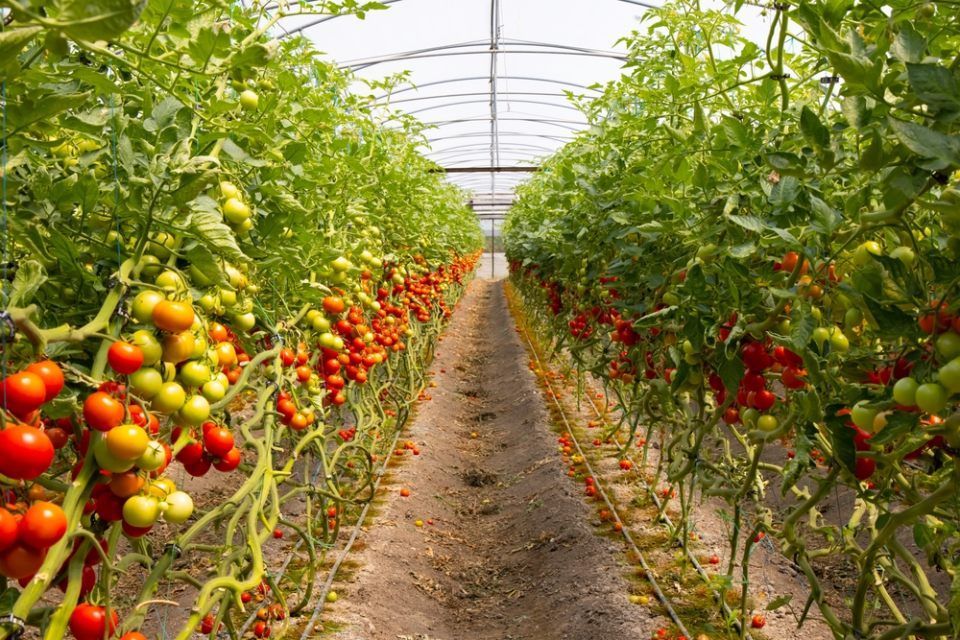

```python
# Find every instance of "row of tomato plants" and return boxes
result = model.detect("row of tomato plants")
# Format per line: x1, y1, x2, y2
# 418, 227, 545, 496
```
0, 1, 482, 638
505, 2, 960, 638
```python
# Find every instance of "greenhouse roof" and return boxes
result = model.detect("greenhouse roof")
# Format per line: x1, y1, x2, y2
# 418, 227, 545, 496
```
275, 0, 771, 220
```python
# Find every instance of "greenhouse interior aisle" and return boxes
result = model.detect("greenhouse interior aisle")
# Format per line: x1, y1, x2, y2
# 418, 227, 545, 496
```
326, 278, 661, 640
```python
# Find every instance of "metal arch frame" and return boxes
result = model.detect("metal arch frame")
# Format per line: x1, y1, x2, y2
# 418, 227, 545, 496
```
422, 116, 583, 131
433, 149, 546, 163
342, 46, 627, 72
385, 90, 582, 105
337, 38, 627, 70
405, 98, 583, 115
373, 76, 601, 100
274, 0, 661, 36
424, 131, 572, 144
427, 143, 556, 158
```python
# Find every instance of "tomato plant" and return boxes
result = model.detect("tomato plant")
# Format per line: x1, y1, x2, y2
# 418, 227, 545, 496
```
0, 1, 481, 638
505, 2, 960, 637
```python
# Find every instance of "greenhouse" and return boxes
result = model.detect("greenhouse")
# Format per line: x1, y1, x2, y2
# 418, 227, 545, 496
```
1, 1, 959, 639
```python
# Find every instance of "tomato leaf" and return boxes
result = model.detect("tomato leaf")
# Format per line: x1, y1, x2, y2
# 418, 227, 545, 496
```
800, 106, 830, 148
871, 412, 919, 445
906, 63, 960, 114
58, 0, 147, 42
766, 595, 793, 611
0, 26, 43, 61
888, 117, 960, 170
183, 196, 247, 264
7, 260, 48, 307
825, 409, 857, 475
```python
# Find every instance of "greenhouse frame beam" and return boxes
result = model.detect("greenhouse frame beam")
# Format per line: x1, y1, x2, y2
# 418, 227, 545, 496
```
424, 131, 572, 143
425, 116, 582, 131
385, 91, 581, 105
406, 98, 583, 115
340, 44, 627, 71
276, 0, 659, 36
434, 166, 540, 174
373, 75, 601, 100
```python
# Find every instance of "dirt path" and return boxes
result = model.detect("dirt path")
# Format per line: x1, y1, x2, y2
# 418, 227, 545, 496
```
327, 279, 660, 640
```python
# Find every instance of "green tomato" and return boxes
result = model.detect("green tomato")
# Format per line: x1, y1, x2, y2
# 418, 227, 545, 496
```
131, 330, 163, 366
220, 181, 241, 200
662, 291, 680, 306
178, 395, 210, 426
741, 408, 759, 428
850, 402, 878, 430
131, 291, 165, 323
136, 441, 166, 472
936, 332, 960, 360
219, 289, 238, 307
130, 368, 163, 399
232, 312, 256, 332
123, 495, 161, 528
155, 270, 185, 292
937, 358, 960, 394
162, 490, 194, 524
853, 241, 882, 266
198, 293, 218, 313
757, 415, 778, 431
179, 361, 211, 388
812, 327, 830, 348
829, 328, 850, 353
319, 332, 339, 350
890, 246, 916, 267
239, 89, 259, 111
892, 377, 919, 406
148, 232, 176, 260
844, 308, 863, 329
312, 315, 331, 332
152, 382, 186, 414
915, 383, 948, 414
201, 379, 227, 402
331, 256, 352, 272
222, 198, 251, 224
136, 254, 163, 279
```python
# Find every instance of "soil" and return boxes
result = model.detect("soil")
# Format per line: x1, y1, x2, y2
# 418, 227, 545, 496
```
326, 278, 664, 640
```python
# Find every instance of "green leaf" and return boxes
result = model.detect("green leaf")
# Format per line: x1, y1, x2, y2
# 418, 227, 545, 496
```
800, 106, 830, 148
825, 410, 856, 475
892, 25, 925, 63
0, 26, 43, 61
726, 214, 764, 233
790, 305, 815, 350
184, 196, 247, 264
889, 117, 960, 170
871, 411, 919, 445
906, 63, 960, 113
842, 96, 868, 130
185, 244, 230, 287
59, 0, 147, 41
766, 595, 793, 611
8, 260, 48, 307
8, 92, 93, 131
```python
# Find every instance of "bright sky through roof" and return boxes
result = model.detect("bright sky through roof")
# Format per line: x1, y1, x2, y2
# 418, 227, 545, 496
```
276, 1, 773, 226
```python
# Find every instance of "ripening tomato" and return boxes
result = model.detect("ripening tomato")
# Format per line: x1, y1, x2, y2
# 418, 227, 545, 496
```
0, 543, 45, 579
209, 322, 229, 343
323, 296, 345, 314
69, 603, 119, 640
0, 424, 55, 480
120, 633, 148, 640
19, 501, 67, 550
2, 371, 47, 418
162, 331, 196, 364
25, 360, 65, 401
83, 392, 125, 431
108, 341, 145, 374
152, 300, 195, 333
109, 471, 145, 498
280, 348, 296, 367
106, 424, 150, 461
295, 366, 311, 383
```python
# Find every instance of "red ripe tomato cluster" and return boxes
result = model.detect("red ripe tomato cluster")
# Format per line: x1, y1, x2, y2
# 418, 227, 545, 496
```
173, 422, 242, 476
0, 501, 66, 579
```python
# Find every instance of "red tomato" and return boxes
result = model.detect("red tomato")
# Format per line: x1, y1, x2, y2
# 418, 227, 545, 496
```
120, 633, 148, 640
25, 360, 65, 401
0, 424, 55, 480
280, 348, 296, 367
213, 447, 242, 472
203, 427, 234, 458
1, 371, 47, 418
322, 296, 345, 314
108, 341, 145, 374
208, 322, 229, 343
69, 603, 118, 640
0, 508, 18, 552
83, 392, 125, 432
19, 501, 67, 550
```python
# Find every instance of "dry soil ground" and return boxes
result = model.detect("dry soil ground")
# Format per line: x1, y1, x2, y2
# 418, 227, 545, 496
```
326, 278, 664, 640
